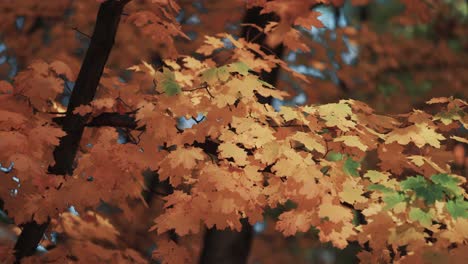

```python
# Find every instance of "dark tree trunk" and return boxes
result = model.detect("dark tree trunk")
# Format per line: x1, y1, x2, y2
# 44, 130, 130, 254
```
13, 1, 130, 262
13, 219, 50, 264
242, 6, 284, 105
49, 0, 128, 175
199, 6, 284, 264
199, 219, 254, 264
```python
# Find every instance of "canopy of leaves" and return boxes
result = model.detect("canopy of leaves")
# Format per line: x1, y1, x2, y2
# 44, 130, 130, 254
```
0, 0, 467, 263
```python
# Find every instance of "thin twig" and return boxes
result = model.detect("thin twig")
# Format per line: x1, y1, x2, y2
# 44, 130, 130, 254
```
181, 83, 208, 92
191, 116, 206, 123
45, 111, 67, 115
181, 83, 214, 99
72, 27, 91, 39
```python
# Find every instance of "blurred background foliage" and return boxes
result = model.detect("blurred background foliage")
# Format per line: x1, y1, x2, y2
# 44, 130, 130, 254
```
0, 0, 466, 263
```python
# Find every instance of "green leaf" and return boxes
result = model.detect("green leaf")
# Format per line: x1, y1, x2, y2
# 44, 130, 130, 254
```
447, 199, 468, 219
320, 166, 331, 175
162, 80, 181, 96
368, 184, 394, 193
227, 61, 250, 75
344, 157, 360, 177
423, 185, 445, 204
431, 173, 462, 197
201, 68, 217, 85
383, 192, 406, 210
377, 83, 396, 97
318, 128, 330, 135
201, 63, 241, 85
401, 175, 428, 190
217, 66, 230, 82
352, 209, 361, 226
409, 207, 433, 227
401, 175, 445, 204
159, 67, 181, 96
326, 152, 343, 161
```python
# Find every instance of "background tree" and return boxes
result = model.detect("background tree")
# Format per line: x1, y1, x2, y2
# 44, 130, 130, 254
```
0, 0, 467, 263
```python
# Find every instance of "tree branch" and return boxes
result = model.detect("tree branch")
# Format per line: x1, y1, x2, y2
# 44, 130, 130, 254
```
14, 0, 132, 262
49, 0, 128, 176
86, 112, 138, 129
199, 5, 284, 264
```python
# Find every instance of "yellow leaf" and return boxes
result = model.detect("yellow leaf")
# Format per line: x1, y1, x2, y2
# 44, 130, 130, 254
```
339, 179, 368, 205
385, 123, 445, 148
364, 170, 390, 183
168, 147, 205, 169
318, 202, 353, 223
408, 155, 448, 173
317, 102, 356, 131
279, 106, 302, 122
451, 136, 468, 144
290, 132, 326, 153
218, 142, 248, 166
440, 218, 468, 244
362, 204, 383, 217
334, 135, 368, 151
388, 227, 427, 247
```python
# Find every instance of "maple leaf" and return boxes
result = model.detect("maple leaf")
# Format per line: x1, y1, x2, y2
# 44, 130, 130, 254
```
0, 110, 27, 130
3, 1, 468, 261
283, 28, 310, 52
431, 173, 464, 197
218, 142, 248, 166
317, 102, 356, 131
318, 201, 353, 223
279, 106, 304, 122
196, 35, 224, 56
409, 207, 434, 228
14, 60, 66, 110
447, 198, 468, 219
426, 97, 451, 104
357, 212, 394, 251
334, 135, 368, 151
0, 80, 13, 94
385, 123, 445, 148
289, 132, 326, 154
73, 105, 93, 116
255, 141, 289, 164
378, 143, 412, 175
153, 238, 191, 264
276, 210, 316, 236
451, 135, 468, 144
29, 126, 66, 147
339, 179, 367, 205
440, 218, 468, 243
176, 147, 206, 167
91, 98, 115, 110
388, 226, 427, 249
343, 157, 360, 177
155, 67, 181, 95
364, 170, 391, 184
400, 176, 445, 205
151, 191, 201, 236
49, 60, 75, 80
408, 155, 448, 174
382, 192, 407, 211
294, 11, 324, 29
57, 212, 120, 244
158, 147, 205, 186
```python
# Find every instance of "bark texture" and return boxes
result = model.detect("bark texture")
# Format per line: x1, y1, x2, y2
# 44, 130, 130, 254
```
199, 6, 284, 264
14, 1, 130, 262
